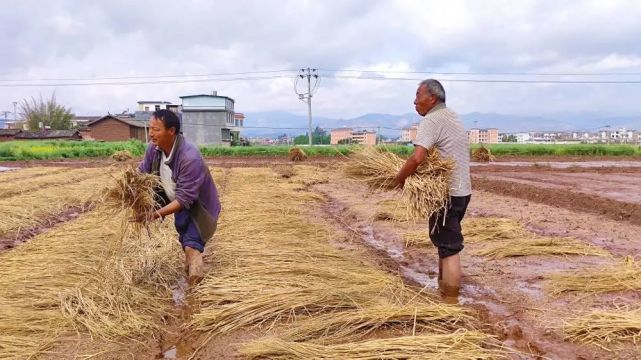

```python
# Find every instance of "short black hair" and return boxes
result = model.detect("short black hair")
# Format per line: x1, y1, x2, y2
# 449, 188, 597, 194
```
152, 109, 181, 134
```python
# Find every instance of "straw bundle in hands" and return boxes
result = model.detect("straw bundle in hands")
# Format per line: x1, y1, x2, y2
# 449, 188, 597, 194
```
289, 147, 307, 161
344, 147, 454, 220
102, 166, 161, 226
472, 146, 495, 162
111, 150, 133, 161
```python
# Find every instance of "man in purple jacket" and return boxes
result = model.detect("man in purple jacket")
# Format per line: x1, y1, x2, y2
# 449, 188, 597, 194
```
138, 109, 221, 286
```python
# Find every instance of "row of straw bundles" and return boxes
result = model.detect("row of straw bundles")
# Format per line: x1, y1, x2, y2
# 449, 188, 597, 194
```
102, 165, 161, 228
472, 145, 495, 162
344, 147, 454, 220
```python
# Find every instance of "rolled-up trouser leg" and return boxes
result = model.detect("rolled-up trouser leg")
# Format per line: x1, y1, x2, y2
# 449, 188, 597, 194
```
174, 209, 205, 253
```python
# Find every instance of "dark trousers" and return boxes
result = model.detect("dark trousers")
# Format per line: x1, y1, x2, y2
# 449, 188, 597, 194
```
428, 195, 471, 258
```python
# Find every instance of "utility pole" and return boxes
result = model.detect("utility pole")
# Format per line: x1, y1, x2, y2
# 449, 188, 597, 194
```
12, 101, 17, 122
296, 68, 319, 145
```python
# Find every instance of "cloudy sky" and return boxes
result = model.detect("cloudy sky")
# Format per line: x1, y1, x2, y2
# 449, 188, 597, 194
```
1, 0, 641, 121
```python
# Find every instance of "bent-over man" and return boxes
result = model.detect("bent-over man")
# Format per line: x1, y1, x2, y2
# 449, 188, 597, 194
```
138, 109, 221, 286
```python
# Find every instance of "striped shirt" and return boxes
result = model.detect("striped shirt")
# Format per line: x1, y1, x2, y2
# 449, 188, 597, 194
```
413, 103, 471, 197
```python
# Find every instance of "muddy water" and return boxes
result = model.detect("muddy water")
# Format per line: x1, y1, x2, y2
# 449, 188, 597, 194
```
474, 160, 641, 168
0, 166, 14, 172
312, 178, 617, 359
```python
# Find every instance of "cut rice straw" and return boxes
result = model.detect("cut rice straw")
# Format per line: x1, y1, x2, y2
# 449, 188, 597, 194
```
562, 306, 641, 349
344, 147, 454, 221
403, 230, 431, 247
102, 165, 161, 229
241, 330, 505, 360
473, 237, 610, 259
548, 256, 641, 295
279, 303, 474, 344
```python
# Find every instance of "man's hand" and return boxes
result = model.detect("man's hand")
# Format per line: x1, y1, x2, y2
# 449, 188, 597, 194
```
392, 145, 428, 190
131, 210, 162, 223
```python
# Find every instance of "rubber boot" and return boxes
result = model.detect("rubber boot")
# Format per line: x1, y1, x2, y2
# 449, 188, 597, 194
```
185, 247, 204, 286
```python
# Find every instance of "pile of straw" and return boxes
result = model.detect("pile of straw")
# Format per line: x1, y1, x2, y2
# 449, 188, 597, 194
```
102, 166, 161, 226
0, 173, 112, 236
472, 146, 495, 162
474, 237, 610, 259
111, 150, 133, 161
0, 210, 181, 358
288, 165, 329, 186
548, 256, 641, 295
562, 307, 641, 349
289, 147, 307, 162
190, 167, 501, 359
241, 331, 502, 360
344, 147, 454, 220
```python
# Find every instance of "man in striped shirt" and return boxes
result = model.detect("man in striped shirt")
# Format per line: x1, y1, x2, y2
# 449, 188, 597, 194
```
393, 79, 472, 303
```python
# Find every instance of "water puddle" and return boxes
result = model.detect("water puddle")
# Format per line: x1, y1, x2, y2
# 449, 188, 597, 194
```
172, 276, 188, 307
0, 166, 14, 172
400, 266, 438, 289
361, 225, 404, 261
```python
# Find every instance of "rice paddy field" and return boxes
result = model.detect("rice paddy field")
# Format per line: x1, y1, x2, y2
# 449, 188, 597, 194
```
1, 152, 641, 359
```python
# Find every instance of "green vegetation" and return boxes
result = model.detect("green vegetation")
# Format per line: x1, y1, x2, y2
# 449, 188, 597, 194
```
0, 140, 146, 161
1, 141, 638, 162
20, 93, 74, 130
470, 144, 641, 156
199, 144, 414, 157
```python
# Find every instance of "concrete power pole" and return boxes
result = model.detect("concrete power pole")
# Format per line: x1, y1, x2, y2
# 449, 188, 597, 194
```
296, 68, 319, 146
12, 101, 17, 122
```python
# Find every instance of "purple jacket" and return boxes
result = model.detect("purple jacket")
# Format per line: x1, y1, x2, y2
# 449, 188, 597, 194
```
139, 135, 221, 240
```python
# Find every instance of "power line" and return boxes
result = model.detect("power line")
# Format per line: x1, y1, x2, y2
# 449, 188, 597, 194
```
0, 69, 298, 82
319, 68, 641, 77
0, 75, 295, 87
330, 75, 641, 84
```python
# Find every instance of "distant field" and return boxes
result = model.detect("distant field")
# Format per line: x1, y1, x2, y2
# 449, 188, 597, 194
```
472, 143, 641, 156
199, 144, 414, 157
0, 140, 146, 161
1, 140, 639, 161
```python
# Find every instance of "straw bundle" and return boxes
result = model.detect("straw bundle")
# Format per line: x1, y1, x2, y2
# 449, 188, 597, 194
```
0, 173, 112, 236
289, 147, 307, 161
548, 256, 641, 295
473, 238, 610, 259
241, 331, 503, 360
102, 166, 161, 227
472, 146, 495, 162
462, 217, 525, 243
111, 150, 133, 161
0, 210, 181, 359
190, 167, 499, 359
344, 147, 454, 220
403, 230, 431, 247
373, 199, 410, 222
289, 165, 329, 186
0, 167, 104, 199
279, 303, 474, 344
562, 307, 641, 348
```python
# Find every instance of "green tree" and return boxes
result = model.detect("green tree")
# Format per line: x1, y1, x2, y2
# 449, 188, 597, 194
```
20, 93, 74, 130
294, 133, 330, 145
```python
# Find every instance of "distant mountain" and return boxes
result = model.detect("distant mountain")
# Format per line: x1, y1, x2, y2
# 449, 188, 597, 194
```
242, 111, 641, 138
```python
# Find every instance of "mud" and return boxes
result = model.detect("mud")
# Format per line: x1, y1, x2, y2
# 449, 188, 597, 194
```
310, 172, 640, 359
473, 176, 641, 226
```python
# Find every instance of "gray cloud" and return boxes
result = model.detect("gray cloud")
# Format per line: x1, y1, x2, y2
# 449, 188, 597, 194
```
1, 0, 641, 123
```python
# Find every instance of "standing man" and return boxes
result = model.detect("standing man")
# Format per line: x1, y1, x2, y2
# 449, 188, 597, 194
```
393, 79, 471, 303
138, 109, 221, 286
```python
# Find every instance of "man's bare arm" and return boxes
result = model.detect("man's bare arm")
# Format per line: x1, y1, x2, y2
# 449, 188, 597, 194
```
392, 145, 428, 188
